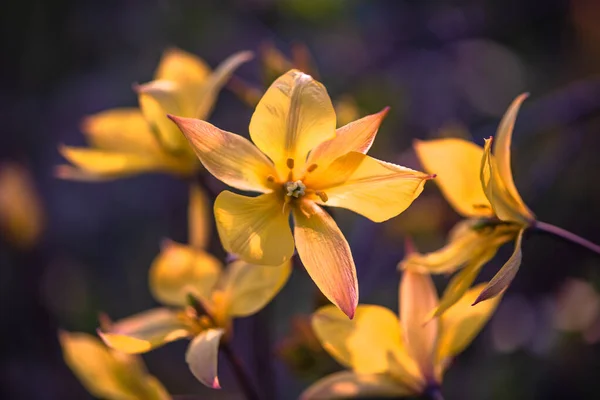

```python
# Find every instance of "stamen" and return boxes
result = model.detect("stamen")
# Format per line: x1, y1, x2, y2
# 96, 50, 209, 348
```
316, 191, 328, 202
267, 175, 275, 182
306, 163, 318, 173
286, 158, 295, 169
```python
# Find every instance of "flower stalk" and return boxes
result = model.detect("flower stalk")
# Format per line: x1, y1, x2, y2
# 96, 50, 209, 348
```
532, 220, 600, 255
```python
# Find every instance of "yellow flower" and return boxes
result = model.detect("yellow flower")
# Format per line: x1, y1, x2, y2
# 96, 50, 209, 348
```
302, 269, 501, 399
99, 240, 291, 388
0, 163, 44, 249
403, 94, 531, 314
57, 49, 252, 181
169, 69, 432, 318
59, 331, 170, 400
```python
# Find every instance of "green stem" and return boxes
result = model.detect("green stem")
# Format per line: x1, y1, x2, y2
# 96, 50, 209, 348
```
533, 221, 600, 255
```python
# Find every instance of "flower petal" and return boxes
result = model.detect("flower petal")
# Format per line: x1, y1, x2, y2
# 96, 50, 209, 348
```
214, 191, 295, 265
301, 371, 415, 400
414, 138, 493, 218
219, 259, 292, 318
99, 308, 191, 354
399, 270, 438, 381
81, 108, 161, 154
493, 93, 532, 217
401, 219, 516, 274
312, 305, 422, 388
169, 116, 277, 192
436, 283, 502, 363
249, 69, 336, 178
149, 240, 222, 306
185, 328, 225, 389
293, 202, 358, 318
307, 107, 389, 169
189, 183, 211, 249
59, 331, 143, 399
307, 152, 431, 222
473, 228, 525, 305
480, 138, 532, 224
57, 146, 194, 180
429, 248, 497, 319
154, 48, 211, 83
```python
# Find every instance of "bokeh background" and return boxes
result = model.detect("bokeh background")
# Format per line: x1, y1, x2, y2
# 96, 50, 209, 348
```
2, 0, 600, 399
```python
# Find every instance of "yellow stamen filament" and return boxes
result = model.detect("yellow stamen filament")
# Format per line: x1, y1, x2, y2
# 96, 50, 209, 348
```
316, 191, 328, 202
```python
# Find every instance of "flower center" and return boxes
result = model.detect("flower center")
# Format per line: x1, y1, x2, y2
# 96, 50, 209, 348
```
285, 180, 306, 198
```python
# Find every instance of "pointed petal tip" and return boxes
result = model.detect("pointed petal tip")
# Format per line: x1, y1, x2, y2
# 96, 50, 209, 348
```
212, 376, 221, 389
428, 174, 437, 180
159, 237, 175, 251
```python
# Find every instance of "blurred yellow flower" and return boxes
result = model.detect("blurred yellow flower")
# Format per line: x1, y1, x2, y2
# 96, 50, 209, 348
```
0, 163, 44, 249
59, 331, 170, 400
302, 269, 501, 399
404, 94, 530, 313
99, 239, 291, 388
57, 48, 252, 181
169, 69, 432, 319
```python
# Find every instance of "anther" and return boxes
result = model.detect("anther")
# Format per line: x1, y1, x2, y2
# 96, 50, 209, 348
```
306, 163, 318, 173
266, 175, 275, 182
316, 191, 328, 202
286, 158, 295, 169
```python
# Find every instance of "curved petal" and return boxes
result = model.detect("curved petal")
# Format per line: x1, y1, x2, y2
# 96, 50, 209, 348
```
437, 283, 502, 363
219, 260, 292, 318
57, 146, 194, 180
81, 108, 161, 154
481, 138, 532, 223
473, 229, 525, 305
400, 219, 516, 274
59, 331, 143, 399
155, 48, 211, 83
414, 138, 493, 218
185, 328, 225, 389
399, 270, 438, 382
301, 371, 415, 400
312, 305, 421, 387
249, 69, 336, 178
493, 93, 532, 216
99, 308, 191, 354
293, 201, 358, 318
149, 240, 222, 306
307, 107, 389, 169
214, 191, 295, 265
169, 116, 276, 192
189, 183, 211, 249
307, 152, 432, 222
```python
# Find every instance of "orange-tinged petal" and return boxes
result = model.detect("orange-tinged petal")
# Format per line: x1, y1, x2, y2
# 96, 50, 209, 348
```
249, 69, 336, 178
307, 152, 431, 223
169, 116, 277, 193
219, 260, 292, 318
473, 229, 525, 305
480, 138, 531, 224
57, 146, 194, 180
492, 94, 534, 219
188, 183, 211, 249
149, 240, 222, 307
81, 108, 161, 154
307, 107, 389, 169
293, 201, 358, 318
185, 328, 225, 389
399, 270, 438, 382
436, 283, 502, 363
154, 48, 211, 83
428, 248, 497, 319
414, 138, 493, 218
312, 305, 422, 389
401, 219, 516, 274
214, 191, 295, 265
301, 371, 415, 400
99, 308, 191, 354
